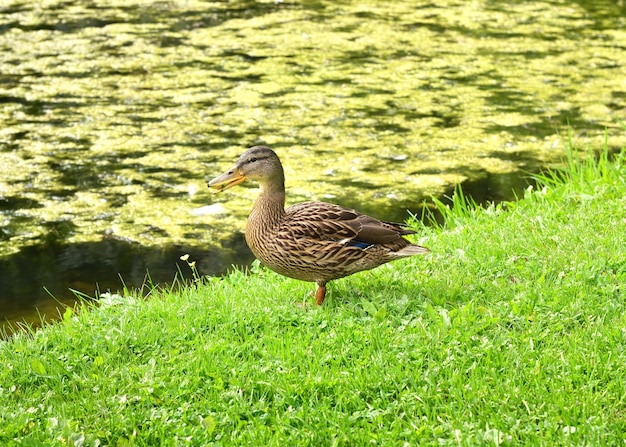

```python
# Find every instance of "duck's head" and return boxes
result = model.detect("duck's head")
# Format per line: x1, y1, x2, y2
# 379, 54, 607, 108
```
208, 146, 285, 193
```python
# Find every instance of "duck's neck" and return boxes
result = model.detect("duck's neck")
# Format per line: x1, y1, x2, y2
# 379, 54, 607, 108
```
247, 180, 286, 238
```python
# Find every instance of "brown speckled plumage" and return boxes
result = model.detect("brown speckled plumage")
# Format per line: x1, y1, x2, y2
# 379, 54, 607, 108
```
208, 146, 429, 305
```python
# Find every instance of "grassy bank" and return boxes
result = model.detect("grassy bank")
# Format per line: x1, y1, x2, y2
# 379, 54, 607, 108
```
1, 142, 626, 446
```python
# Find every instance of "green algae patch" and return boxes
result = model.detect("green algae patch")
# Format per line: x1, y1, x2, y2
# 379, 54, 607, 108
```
1, 0, 626, 259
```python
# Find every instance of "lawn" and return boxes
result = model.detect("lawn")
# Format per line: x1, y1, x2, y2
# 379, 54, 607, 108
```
1, 140, 626, 446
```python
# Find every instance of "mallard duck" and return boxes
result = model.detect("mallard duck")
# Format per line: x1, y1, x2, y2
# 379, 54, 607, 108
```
208, 146, 429, 305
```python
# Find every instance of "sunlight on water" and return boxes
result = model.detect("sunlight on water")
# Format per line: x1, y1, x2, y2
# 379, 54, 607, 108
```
0, 0, 625, 329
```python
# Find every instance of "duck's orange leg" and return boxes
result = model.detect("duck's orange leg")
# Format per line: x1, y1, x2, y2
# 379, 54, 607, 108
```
314, 282, 327, 306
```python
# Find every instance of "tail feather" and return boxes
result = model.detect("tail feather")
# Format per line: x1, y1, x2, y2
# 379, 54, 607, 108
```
394, 244, 430, 257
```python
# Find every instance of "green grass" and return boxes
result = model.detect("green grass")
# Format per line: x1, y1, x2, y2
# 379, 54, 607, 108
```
2, 140, 626, 446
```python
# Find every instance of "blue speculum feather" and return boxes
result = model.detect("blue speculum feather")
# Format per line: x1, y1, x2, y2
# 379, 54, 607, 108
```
348, 240, 373, 249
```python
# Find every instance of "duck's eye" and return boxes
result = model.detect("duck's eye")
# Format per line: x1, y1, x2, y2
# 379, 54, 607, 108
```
249, 157, 258, 163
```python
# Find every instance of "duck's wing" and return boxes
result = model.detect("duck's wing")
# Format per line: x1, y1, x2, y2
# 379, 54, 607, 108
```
284, 201, 414, 247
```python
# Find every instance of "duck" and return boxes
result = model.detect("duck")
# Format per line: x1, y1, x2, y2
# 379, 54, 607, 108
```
208, 146, 429, 305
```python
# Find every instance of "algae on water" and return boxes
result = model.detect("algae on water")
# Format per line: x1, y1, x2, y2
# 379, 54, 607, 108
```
1, 0, 625, 259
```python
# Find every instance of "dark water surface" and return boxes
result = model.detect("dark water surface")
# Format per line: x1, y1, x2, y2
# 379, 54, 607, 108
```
1, 0, 625, 333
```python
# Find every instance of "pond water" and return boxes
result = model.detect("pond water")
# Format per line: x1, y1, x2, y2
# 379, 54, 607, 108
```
1, 0, 625, 333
